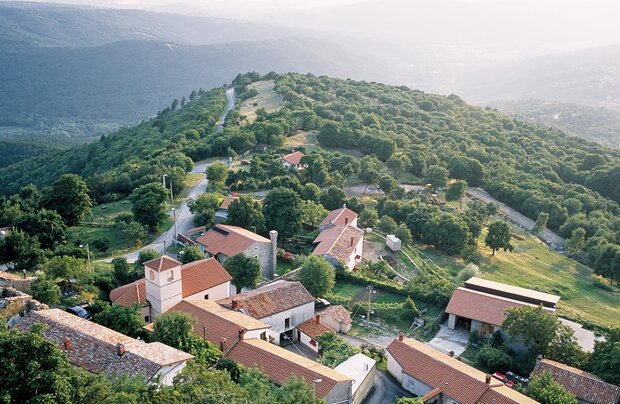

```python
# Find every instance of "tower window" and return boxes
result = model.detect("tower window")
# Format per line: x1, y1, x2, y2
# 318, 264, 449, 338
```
149, 270, 154, 281
204, 294, 209, 300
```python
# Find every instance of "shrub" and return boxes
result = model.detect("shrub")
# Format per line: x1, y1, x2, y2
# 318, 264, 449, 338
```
406, 273, 455, 306
457, 263, 479, 284
476, 344, 513, 373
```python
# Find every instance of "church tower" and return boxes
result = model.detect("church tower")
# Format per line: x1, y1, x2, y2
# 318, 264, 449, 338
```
143, 256, 183, 318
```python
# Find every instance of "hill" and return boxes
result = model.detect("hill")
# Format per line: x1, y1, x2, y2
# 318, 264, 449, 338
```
492, 99, 620, 150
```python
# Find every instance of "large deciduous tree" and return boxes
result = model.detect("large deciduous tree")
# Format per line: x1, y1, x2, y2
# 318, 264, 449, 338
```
188, 192, 224, 228
320, 186, 346, 211
423, 165, 449, 191
30, 276, 61, 306
262, 187, 302, 239
93, 302, 145, 338
152, 311, 196, 349
0, 228, 45, 270
533, 212, 549, 235
485, 221, 513, 255
227, 195, 265, 233
298, 256, 335, 298
588, 328, 620, 384
179, 245, 205, 264
41, 174, 92, 226
446, 180, 467, 209
524, 371, 577, 404
206, 162, 229, 189
223, 254, 261, 294
129, 182, 169, 231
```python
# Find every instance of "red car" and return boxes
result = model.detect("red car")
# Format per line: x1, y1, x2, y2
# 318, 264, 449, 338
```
492, 372, 516, 389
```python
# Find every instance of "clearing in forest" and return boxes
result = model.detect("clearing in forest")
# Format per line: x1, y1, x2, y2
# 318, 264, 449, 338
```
239, 80, 284, 124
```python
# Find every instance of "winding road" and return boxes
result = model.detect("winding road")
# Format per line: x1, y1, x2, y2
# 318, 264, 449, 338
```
120, 88, 236, 263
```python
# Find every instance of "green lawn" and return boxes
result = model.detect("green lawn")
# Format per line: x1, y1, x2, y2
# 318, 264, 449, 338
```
276, 259, 296, 275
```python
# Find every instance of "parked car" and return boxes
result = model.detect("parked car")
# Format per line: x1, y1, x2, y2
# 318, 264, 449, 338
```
506, 371, 529, 386
492, 372, 516, 389
67, 305, 91, 320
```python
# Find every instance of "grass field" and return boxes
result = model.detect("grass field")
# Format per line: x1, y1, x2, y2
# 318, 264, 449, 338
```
239, 80, 284, 124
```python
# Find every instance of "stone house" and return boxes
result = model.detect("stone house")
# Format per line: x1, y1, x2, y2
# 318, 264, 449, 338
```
318, 305, 353, 333
196, 224, 277, 279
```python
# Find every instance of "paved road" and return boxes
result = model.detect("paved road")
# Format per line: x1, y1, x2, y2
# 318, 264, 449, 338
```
364, 370, 412, 404
118, 88, 236, 263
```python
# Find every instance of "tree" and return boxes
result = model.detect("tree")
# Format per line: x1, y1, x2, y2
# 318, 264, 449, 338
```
395, 224, 413, 245
0, 228, 45, 270
153, 311, 196, 349
135, 249, 160, 269
386, 154, 409, 177
129, 182, 169, 231
300, 183, 321, 202
188, 192, 224, 227
320, 186, 346, 211
424, 212, 469, 254
546, 324, 589, 368
93, 303, 145, 338
533, 212, 549, 235
13, 209, 66, 250
207, 162, 229, 189
423, 165, 449, 191
446, 180, 467, 209
359, 208, 379, 228
476, 345, 513, 373
44, 256, 87, 283
379, 215, 398, 234
592, 243, 620, 285
179, 244, 205, 264
299, 200, 329, 228
566, 227, 586, 256
359, 156, 382, 194
485, 221, 513, 255
298, 256, 335, 297
112, 257, 141, 285
227, 195, 265, 233
378, 176, 399, 195
263, 187, 302, 239
41, 174, 92, 226
30, 276, 61, 306
223, 254, 261, 294
525, 371, 577, 404
589, 328, 620, 384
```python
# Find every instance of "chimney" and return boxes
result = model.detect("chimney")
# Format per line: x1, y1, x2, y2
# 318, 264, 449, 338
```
219, 337, 227, 352
315, 314, 320, 324
485, 374, 491, 385
116, 343, 125, 357
345, 217, 349, 225
269, 230, 278, 278
398, 332, 404, 341
343, 203, 347, 209
536, 354, 543, 365
350, 237, 354, 247
231, 299, 238, 310
238, 329, 245, 341
63, 337, 71, 351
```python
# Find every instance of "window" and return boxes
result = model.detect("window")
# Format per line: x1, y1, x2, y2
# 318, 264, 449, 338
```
149, 270, 155, 281
284, 318, 290, 328
260, 332, 267, 340
254, 246, 258, 251
144, 316, 150, 323
169, 270, 174, 281
310, 339, 317, 347
407, 378, 415, 389
254, 255, 258, 259
204, 294, 209, 300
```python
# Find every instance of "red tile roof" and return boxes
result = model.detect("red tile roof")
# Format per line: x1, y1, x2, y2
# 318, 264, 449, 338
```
219, 195, 239, 210
226, 338, 350, 398
312, 224, 364, 264
143, 256, 182, 272
445, 287, 555, 327
297, 317, 333, 339
465, 277, 560, 307
110, 258, 231, 306
219, 281, 314, 319
169, 300, 270, 348
533, 358, 620, 404
281, 151, 304, 166
386, 338, 537, 404
195, 224, 270, 257
16, 309, 193, 382
319, 305, 352, 325
319, 207, 358, 229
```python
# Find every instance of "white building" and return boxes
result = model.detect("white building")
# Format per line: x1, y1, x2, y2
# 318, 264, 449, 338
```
313, 206, 364, 270
280, 151, 305, 170
334, 353, 376, 404
110, 256, 233, 321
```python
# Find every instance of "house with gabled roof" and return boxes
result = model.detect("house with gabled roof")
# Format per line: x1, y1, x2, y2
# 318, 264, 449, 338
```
313, 205, 364, 270
445, 277, 560, 336
386, 334, 537, 404
218, 280, 315, 345
109, 256, 232, 321
533, 357, 620, 404
214, 194, 239, 224
196, 224, 278, 279
15, 309, 193, 385
280, 150, 305, 169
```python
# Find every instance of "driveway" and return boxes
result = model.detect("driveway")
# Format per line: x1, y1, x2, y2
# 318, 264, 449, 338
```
427, 324, 469, 356
365, 370, 412, 404
560, 318, 604, 352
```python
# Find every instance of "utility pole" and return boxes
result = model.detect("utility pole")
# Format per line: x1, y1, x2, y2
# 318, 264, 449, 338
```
169, 180, 177, 241
162, 174, 167, 189
163, 240, 167, 256
366, 285, 373, 327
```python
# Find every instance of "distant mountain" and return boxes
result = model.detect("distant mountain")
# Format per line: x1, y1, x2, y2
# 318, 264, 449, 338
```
457, 45, 620, 110
492, 99, 620, 150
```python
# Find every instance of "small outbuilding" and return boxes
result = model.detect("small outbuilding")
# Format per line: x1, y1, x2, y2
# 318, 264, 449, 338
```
386, 235, 401, 251
334, 353, 376, 404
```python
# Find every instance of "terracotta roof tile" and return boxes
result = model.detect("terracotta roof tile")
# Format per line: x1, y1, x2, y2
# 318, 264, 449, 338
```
312, 224, 364, 264
319, 305, 352, 325
226, 338, 350, 398
281, 151, 304, 166
110, 258, 231, 306
465, 277, 560, 307
219, 195, 239, 210
143, 256, 182, 272
533, 358, 620, 404
221, 281, 314, 319
169, 300, 270, 348
318, 207, 358, 229
16, 309, 193, 382
297, 317, 333, 339
196, 225, 270, 257
445, 287, 555, 327
386, 338, 536, 404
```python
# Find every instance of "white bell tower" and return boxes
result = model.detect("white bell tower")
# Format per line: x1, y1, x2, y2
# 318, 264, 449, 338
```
143, 256, 183, 318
